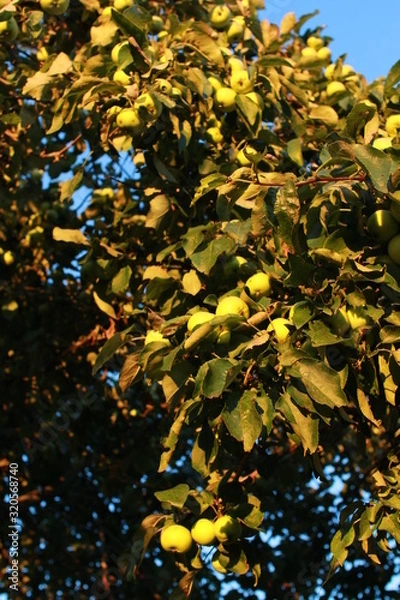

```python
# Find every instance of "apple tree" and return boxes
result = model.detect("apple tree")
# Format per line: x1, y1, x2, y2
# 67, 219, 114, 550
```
1, 0, 400, 598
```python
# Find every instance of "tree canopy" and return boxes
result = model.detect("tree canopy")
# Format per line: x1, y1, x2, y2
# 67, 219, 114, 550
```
1, 1, 400, 598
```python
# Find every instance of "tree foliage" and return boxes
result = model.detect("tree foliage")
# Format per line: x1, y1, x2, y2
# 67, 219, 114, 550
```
1, 0, 400, 598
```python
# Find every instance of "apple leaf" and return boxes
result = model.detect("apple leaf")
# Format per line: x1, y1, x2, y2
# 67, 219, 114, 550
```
309, 105, 339, 126
155, 483, 190, 509
169, 571, 197, 600
384, 58, 400, 96
192, 421, 218, 477
196, 358, 242, 399
222, 390, 263, 452
93, 331, 127, 375
276, 392, 319, 454
182, 270, 202, 296
191, 237, 236, 275
354, 144, 397, 193
93, 290, 117, 319
52, 227, 89, 245
119, 353, 142, 392
111, 265, 132, 295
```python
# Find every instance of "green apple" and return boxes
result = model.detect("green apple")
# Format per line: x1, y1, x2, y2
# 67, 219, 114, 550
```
144, 330, 171, 347
0, 17, 19, 41
326, 81, 346, 97
390, 201, 400, 223
135, 92, 162, 121
216, 328, 231, 345
214, 515, 241, 544
113, 69, 131, 86
40, 0, 70, 15
223, 255, 248, 276
388, 233, 400, 264
216, 296, 250, 319
149, 15, 164, 34
373, 137, 393, 151
111, 41, 132, 66
347, 307, 368, 330
210, 5, 231, 30
227, 17, 245, 43
317, 47, 331, 61
171, 86, 183, 98
267, 317, 292, 343
230, 70, 253, 94
367, 209, 398, 243
160, 524, 192, 553
245, 272, 272, 300
206, 126, 224, 144
215, 87, 237, 112
116, 108, 142, 130
113, 0, 133, 10
3, 251, 14, 266
191, 519, 216, 545
307, 35, 324, 51
156, 79, 172, 95
386, 114, 400, 138
187, 311, 215, 332
245, 91, 264, 109
37, 47, 49, 61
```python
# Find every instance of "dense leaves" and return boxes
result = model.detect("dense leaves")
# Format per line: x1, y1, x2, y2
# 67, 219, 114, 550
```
1, 0, 400, 599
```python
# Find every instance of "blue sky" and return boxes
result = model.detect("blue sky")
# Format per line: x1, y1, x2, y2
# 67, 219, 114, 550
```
261, 0, 399, 82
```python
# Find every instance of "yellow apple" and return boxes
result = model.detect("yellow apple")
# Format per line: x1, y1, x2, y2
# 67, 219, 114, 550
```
227, 18, 245, 43
230, 70, 253, 94
215, 87, 237, 112
228, 56, 247, 72
206, 126, 224, 144
191, 519, 216, 545
245, 272, 272, 300
211, 551, 228, 573
267, 318, 292, 343
156, 79, 172, 95
210, 5, 231, 30
307, 35, 324, 51
326, 81, 346, 97
160, 524, 192, 553
3, 251, 14, 266
324, 63, 338, 79
301, 47, 317, 59
236, 149, 252, 166
149, 15, 164, 34
347, 308, 368, 330
245, 91, 264, 109
208, 76, 223, 92
317, 47, 331, 61
40, 0, 70, 15
113, 0, 133, 10
341, 64, 355, 77
116, 108, 142, 130
0, 17, 19, 41
216, 328, 231, 345
367, 209, 398, 243
187, 311, 215, 332
113, 70, 131, 86
214, 515, 241, 544
144, 330, 171, 347
135, 92, 162, 121
216, 296, 250, 319
223, 255, 248, 276
388, 233, 400, 264
386, 114, 400, 138
101, 6, 113, 17
111, 41, 132, 66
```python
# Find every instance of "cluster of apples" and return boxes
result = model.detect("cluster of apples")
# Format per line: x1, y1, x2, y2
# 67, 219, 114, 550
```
144, 269, 294, 348
367, 205, 400, 265
373, 113, 400, 151
209, 5, 248, 44
160, 516, 242, 572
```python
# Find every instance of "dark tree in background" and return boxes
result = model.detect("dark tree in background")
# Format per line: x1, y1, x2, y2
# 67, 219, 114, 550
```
1, 0, 400, 598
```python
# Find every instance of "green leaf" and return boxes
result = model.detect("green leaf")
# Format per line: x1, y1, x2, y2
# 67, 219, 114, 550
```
287, 138, 303, 167
222, 390, 263, 452
52, 227, 88, 245
119, 353, 142, 392
384, 59, 400, 97
192, 421, 218, 477
145, 194, 170, 230
155, 484, 190, 509
93, 332, 126, 374
346, 101, 377, 139
183, 27, 224, 67
59, 169, 84, 203
111, 265, 132, 295
276, 392, 319, 454
191, 237, 236, 275
93, 290, 117, 319
169, 571, 197, 600
309, 105, 339, 126
308, 320, 343, 347
330, 529, 349, 566
182, 270, 202, 296
274, 179, 301, 251
110, 8, 147, 47
197, 358, 241, 399
354, 144, 397, 193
